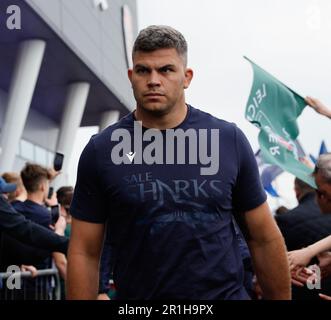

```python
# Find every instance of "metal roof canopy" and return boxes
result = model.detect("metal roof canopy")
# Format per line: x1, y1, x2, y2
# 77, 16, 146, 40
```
0, 0, 130, 127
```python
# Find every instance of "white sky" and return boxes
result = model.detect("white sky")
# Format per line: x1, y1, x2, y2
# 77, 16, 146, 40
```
68, 0, 331, 210
136, 0, 331, 209
137, 0, 331, 152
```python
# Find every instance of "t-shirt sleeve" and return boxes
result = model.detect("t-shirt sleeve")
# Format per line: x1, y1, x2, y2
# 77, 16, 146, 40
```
70, 137, 107, 223
232, 126, 267, 212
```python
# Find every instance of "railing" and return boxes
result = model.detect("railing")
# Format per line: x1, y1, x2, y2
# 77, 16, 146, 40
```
0, 268, 61, 300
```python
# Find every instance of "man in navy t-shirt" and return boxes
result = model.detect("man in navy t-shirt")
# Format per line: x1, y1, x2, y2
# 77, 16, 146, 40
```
67, 25, 291, 300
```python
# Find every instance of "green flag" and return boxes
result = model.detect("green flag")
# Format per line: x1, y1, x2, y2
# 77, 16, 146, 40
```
244, 57, 316, 187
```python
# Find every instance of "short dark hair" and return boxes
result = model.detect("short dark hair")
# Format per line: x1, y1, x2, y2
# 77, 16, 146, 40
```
56, 186, 73, 207
2, 172, 24, 188
313, 153, 331, 184
20, 163, 50, 193
133, 25, 188, 65
2, 172, 24, 202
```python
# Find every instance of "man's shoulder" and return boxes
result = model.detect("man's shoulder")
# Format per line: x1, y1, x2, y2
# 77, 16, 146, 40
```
11, 200, 26, 212
23, 200, 49, 214
189, 105, 238, 131
278, 194, 321, 224
88, 112, 133, 146
0, 195, 16, 213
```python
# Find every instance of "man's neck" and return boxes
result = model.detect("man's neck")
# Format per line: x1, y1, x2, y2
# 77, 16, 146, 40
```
27, 193, 44, 205
134, 103, 188, 130
16, 195, 26, 202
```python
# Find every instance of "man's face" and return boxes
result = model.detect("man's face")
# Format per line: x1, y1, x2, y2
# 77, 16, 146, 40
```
128, 48, 193, 115
315, 172, 331, 213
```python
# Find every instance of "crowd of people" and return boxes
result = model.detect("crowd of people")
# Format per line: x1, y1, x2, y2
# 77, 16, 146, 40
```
0, 25, 331, 300
0, 163, 114, 300
1, 155, 331, 300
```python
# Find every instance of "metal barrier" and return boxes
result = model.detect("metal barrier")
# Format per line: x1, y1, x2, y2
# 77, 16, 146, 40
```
0, 268, 61, 300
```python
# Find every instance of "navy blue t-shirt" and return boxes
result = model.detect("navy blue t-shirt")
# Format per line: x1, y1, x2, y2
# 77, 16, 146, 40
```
70, 105, 266, 300
12, 200, 52, 229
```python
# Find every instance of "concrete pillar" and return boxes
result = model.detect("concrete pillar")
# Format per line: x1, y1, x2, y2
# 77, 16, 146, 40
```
55, 82, 90, 186
99, 110, 120, 132
0, 40, 46, 171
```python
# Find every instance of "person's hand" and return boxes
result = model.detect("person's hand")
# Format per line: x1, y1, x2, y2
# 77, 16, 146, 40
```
319, 293, 331, 300
45, 190, 58, 207
54, 215, 66, 236
290, 266, 314, 287
48, 168, 61, 181
299, 156, 315, 169
305, 96, 331, 119
20, 265, 38, 278
288, 247, 314, 271
97, 293, 111, 300
318, 251, 331, 279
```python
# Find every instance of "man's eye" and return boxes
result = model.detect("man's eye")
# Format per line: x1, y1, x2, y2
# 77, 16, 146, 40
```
160, 67, 173, 73
136, 68, 148, 74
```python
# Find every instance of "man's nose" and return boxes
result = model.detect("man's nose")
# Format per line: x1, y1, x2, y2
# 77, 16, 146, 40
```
147, 70, 161, 87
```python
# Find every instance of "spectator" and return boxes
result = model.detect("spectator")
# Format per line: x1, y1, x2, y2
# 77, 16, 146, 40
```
0, 176, 16, 197
2, 163, 62, 298
56, 186, 73, 237
13, 163, 58, 229
288, 153, 331, 299
55, 186, 74, 299
276, 178, 331, 299
0, 178, 68, 293
276, 178, 331, 251
2, 172, 27, 203
19, 164, 68, 282
0, 177, 67, 253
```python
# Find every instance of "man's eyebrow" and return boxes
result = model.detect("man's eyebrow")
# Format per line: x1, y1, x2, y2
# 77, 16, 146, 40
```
134, 64, 150, 69
158, 64, 176, 69
134, 64, 176, 69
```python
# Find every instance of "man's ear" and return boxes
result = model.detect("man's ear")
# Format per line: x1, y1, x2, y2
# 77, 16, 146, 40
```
40, 181, 47, 193
128, 69, 133, 84
184, 68, 193, 89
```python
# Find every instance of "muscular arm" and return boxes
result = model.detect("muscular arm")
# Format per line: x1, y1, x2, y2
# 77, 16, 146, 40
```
66, 217, 105, 300
237, 201, 291, 300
